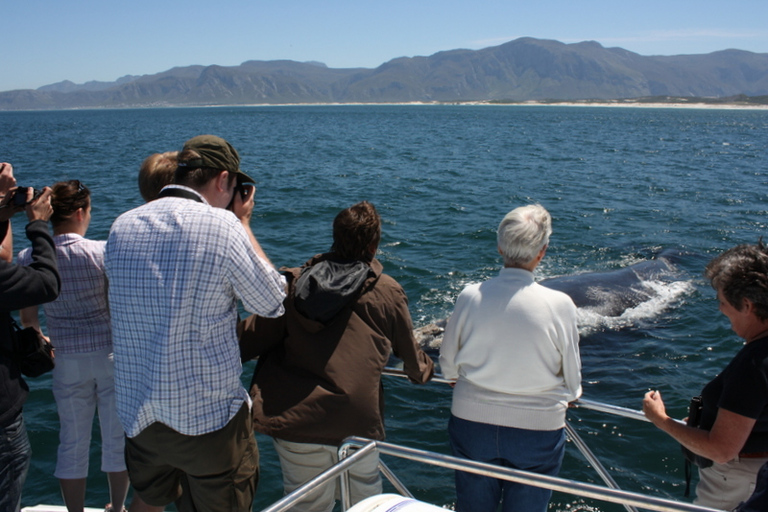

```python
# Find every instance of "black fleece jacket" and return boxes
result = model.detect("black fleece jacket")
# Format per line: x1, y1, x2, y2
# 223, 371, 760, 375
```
0, 220, 60, 427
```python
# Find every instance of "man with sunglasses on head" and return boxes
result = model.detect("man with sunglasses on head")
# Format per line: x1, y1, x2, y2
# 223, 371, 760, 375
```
105, 136, 286, 512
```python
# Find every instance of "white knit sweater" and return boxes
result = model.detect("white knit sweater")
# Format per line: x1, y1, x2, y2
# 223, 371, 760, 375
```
439, 267, 582, 431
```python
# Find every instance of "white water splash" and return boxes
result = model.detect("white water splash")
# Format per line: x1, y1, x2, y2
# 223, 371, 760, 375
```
577, 279, 694, 337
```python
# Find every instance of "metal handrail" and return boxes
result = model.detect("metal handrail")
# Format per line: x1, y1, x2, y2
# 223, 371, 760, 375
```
337, 437, 720, 512
564, 422, 639, 512
382, 367, 686, 425
259, 442, 378, 512
381, 366, 692, 510
383, 366, 454, 384
260, 437, 720, 512
337, 442, 415, 507
572, 397, 687, 426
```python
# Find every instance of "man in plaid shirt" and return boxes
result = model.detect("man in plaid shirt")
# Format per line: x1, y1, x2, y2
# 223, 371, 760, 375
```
105, 135, 286, 512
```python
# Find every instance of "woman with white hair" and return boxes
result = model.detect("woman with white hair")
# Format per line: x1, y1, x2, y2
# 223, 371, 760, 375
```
439, 204, 582, 512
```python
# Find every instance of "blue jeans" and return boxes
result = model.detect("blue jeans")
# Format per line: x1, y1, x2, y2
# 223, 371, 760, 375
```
448, 415, 565, 512
0, 411, 32, 512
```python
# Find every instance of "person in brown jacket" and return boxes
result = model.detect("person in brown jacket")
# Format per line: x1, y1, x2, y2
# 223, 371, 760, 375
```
240, 200, 434, 512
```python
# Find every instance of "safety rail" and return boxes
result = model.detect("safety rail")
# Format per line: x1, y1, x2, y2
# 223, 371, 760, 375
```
383, 366, 684, 425
260, 437, 720, 512
376, 367, 696, 512
572, 397, 686, 426
563, 422, 639, 512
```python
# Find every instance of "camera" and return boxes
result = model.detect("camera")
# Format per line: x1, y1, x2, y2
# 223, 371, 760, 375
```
10, 187, 42, 207
227, 183, 255, 211
235, 182, 254, 200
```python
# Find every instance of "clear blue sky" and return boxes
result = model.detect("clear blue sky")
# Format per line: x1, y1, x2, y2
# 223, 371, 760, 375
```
3, 0, 768, 93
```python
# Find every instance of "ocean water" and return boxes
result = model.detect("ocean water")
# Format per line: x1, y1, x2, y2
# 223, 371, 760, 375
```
1, 104, 767, 511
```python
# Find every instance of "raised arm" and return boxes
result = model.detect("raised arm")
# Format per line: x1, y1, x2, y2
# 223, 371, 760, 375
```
231, 184, 275, 268
0, 188, 60, 310
0, 220, 12, 263
0, 163, 18, 262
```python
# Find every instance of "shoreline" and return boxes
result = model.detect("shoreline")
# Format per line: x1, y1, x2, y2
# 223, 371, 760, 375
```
498, 100, 768, 110
2, 100, 768, 112
189, 100, 768, 111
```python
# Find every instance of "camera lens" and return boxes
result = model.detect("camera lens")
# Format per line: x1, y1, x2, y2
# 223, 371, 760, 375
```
12, 187, 29, 206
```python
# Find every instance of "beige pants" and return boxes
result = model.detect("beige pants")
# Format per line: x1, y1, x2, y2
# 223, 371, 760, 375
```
273, 437, 382, 512
695, 456, 768, 511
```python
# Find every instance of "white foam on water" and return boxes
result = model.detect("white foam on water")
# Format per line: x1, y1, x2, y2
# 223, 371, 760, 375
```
577, 279, 694, 336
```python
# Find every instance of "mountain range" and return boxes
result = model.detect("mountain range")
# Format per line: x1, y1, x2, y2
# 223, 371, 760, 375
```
2, 37, 768, 110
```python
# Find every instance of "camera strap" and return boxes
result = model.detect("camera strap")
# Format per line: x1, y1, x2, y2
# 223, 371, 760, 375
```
157, 187, 203, 203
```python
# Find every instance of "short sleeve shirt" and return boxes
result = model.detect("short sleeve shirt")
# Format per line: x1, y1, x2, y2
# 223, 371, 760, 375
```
701, 337, 768, 453
18, 234, 111, 354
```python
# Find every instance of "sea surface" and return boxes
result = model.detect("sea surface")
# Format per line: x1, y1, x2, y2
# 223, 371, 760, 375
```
1, 104, 767, 511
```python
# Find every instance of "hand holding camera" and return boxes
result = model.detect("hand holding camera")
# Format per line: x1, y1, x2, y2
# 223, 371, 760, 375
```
230, 183, 256, 224
25, 187, 53, 223
10, 186, 43, 207
0, 163, 51, 222
1, 186, 47, 221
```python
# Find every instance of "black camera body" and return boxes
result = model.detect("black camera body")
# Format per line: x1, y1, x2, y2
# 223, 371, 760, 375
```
11, 187, 42, 206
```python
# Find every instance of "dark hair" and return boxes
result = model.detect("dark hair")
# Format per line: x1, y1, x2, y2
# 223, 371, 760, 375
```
50, 180, 90, 226
705, 240, 768, 320
174, 149, 235, 189
331, 201, 381, 261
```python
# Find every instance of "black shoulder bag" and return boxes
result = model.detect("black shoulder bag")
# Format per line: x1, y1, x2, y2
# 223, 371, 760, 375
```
1, 317, 55, 378
681, 395, 713, 497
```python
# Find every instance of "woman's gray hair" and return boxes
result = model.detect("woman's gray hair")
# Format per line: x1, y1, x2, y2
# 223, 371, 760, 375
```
497, 204, 552, 266
705, 241, 768, 320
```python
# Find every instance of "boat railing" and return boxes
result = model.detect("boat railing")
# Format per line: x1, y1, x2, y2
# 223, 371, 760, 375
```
258, 368, 719, 512
382, 366, 685, 425
383, 364, 684, 511
260, 437, 719, 512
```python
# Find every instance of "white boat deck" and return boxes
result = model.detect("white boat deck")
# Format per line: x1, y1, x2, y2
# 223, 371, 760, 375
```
23, 507, 103, 512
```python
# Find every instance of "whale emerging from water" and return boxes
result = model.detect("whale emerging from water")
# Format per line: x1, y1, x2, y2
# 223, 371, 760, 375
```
538, 250, 684, 317
413, 249, 689, 351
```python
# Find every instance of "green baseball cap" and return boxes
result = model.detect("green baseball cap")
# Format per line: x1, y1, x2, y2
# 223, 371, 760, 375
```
178, 135, 255, 184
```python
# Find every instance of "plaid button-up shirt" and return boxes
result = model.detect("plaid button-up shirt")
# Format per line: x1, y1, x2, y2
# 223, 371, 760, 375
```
18, 234, 111, 354
105, 186, 286, 437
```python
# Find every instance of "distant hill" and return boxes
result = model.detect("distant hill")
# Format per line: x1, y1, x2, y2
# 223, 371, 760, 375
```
2, 37, 768, 110
36, 75, 142, 93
